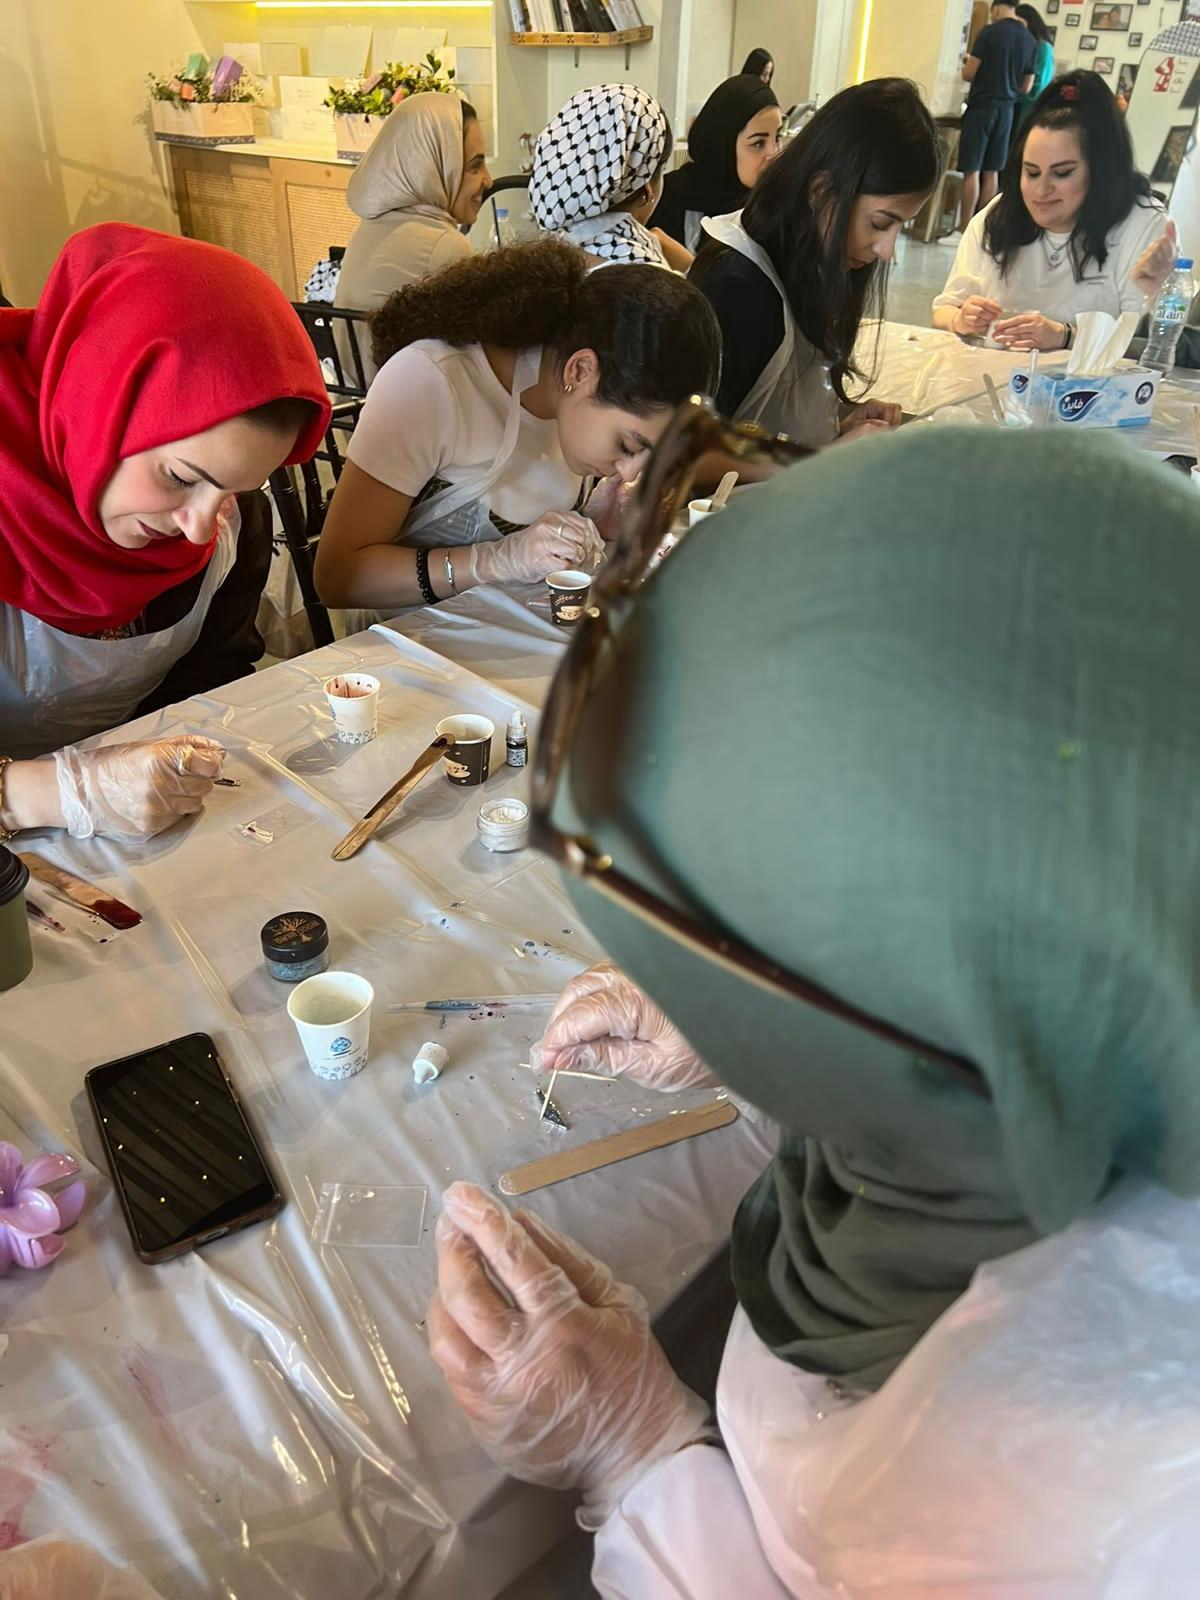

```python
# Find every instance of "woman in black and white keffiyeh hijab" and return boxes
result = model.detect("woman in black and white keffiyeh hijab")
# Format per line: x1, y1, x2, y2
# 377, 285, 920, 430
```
529, 84, 676, 268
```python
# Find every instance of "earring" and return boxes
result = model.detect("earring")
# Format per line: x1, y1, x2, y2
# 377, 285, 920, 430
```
563, 382, 574, 394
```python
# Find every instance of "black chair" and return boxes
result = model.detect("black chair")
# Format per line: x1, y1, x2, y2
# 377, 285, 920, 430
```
266, 302, 371, 648
481, 174, 532, 249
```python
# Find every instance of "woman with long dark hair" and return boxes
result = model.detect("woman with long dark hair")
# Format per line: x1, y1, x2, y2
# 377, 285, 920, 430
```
315, 240, 720, 613
933, 71, 1166, 350
688, 78, 939, 445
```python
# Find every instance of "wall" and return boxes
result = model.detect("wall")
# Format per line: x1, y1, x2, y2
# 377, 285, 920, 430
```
684, 0, 734, 123
1045, 0, 1183, 104
731, 0, 821, 110
861, 0, 972, 110
0, 0, 205, 303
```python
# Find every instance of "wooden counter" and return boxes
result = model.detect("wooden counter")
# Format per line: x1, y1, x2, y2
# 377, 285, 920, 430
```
165, 140, 357, 300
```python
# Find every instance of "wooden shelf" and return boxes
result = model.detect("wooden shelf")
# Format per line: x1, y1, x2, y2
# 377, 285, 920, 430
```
510, 25, 652, 45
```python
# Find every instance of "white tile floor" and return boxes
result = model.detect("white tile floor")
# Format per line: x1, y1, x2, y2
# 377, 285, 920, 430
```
887, 231, 959, 328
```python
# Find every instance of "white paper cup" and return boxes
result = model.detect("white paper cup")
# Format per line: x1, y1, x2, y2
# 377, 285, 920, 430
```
688, 498, 725, 528
435, 714, 494, 785
287, 970, 374, 1081
545, 569, 592, 625
324, 674, 380, 745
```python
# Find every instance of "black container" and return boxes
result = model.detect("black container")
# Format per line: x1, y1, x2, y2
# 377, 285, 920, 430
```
260, 911, 330, 983
0, 846, 33, 992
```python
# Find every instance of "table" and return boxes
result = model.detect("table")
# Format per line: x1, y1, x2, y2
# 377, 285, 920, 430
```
861, 320, 1200, 456
0, 593, 773, 1597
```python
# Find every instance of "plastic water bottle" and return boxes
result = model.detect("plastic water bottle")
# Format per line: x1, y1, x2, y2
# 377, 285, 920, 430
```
1141, 257, 1196, 376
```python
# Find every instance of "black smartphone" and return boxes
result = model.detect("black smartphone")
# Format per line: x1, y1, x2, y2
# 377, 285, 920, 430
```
86, 1032, 283, 1264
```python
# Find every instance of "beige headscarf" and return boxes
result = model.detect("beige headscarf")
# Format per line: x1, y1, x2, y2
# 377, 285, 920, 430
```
347, 91, 466, 222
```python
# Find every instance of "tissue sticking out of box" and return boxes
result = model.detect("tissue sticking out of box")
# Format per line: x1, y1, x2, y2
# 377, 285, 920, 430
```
1068, 311, 1140, 377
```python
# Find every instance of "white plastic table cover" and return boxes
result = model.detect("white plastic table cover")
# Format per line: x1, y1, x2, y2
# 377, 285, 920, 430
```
0, 588, 774, 1599
857, 319, 1200, 454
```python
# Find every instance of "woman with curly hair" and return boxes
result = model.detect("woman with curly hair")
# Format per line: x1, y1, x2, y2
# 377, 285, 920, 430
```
314, 239, 720, 614
933, 71, 1168, 350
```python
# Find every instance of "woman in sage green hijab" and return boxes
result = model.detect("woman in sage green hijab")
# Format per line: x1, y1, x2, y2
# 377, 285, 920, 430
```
428, 425, 1200, 1596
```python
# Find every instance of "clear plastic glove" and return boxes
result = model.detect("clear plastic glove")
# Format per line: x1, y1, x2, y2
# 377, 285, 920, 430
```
952, 294, 1003, 338
532, 963, 717, 1091
469, 510, 605, 585
0, 1537, 166, 1599
991, 309, 1068, 351
54, 735, 226, 840
427, 1181, 713, 1526
585, 472, 640, 542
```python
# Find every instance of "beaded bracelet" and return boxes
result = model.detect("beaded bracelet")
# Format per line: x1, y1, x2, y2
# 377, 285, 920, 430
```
414, 548, 438, 606
0, 757, 15, 843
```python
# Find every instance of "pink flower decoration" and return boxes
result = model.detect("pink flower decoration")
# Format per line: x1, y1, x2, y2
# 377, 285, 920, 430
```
169, 77, 184, 95
180, 81, 197, 103
391, 86, 409, 105
0, 1144, 85, 1274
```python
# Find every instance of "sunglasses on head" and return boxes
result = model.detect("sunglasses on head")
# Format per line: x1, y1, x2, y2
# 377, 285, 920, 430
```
530, 396, 990, 1100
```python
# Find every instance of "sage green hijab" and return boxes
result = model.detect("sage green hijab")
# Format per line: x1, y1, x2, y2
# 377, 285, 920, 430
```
554, 426, 1200, 1390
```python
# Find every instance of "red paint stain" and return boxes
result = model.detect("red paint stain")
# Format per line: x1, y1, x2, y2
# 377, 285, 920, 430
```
126, 1343, 185, 1456
0, 1427, 57, 1549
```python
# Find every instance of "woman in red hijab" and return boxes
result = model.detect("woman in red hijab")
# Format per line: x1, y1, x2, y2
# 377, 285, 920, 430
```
0, 224, 329, 842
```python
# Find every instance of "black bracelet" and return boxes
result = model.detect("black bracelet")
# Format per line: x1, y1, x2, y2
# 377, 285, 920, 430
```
414, 547, 438, 606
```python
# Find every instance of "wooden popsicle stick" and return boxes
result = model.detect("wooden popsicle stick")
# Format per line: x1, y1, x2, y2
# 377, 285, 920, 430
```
499, 1098, 738, 1196
331, 737, 448, 861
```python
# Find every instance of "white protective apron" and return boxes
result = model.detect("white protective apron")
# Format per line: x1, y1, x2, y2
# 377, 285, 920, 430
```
0, 512, 238, 760
702, 213, 840, 447
403, 344, 545, 550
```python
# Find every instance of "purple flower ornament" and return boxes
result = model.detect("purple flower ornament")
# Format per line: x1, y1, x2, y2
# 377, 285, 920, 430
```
0, 1144, 86, 1273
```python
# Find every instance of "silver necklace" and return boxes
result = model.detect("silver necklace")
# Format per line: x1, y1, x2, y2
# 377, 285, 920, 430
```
1041, 232, 1071, 270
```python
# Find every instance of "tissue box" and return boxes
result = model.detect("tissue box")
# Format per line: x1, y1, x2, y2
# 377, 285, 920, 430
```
1009, 368, 1159, 428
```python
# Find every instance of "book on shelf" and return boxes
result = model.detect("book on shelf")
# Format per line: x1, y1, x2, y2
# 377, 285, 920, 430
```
508, 0, 531, 28
581, 0, 616, 28
609, 0, 644, 26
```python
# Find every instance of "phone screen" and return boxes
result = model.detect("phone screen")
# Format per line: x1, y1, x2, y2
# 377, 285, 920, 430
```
87, 1033, 281, 1259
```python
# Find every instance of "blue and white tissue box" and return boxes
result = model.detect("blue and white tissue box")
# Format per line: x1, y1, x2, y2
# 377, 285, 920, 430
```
1008, 368, 1160, 428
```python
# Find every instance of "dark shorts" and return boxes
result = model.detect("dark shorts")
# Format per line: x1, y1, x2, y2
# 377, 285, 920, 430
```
958, 97, 1015, 173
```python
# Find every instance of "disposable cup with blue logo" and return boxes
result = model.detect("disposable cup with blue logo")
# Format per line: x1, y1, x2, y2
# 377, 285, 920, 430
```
287, 971, 374, 1081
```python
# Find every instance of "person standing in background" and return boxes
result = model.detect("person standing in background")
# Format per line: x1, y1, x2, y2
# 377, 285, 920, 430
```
741, 48, 775, 87
956, 0, 1037, 235
1014, 4, 1056, 129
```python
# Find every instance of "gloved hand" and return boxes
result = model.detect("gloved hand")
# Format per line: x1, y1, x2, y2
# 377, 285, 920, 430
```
470, 510, 605, 585
585, 473, 639, 542
427, 1181, 713, 1527
54, 736, 226, 840
533, 963, 717, 1091
0, 1536, 166, 1599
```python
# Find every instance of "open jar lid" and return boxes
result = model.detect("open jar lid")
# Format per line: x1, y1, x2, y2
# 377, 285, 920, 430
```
261, 911, 329, 965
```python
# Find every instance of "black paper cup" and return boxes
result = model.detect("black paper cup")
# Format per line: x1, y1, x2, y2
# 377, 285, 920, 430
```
546, 569, 592, 626
435, 715, 494, 786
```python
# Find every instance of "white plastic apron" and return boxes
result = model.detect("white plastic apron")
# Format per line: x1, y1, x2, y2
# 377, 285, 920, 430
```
702, 213, 840, 447
402, 344, 544, 550
0, 512, 238, 760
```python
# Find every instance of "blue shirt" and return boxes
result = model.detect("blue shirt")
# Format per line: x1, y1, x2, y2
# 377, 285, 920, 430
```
967, 18, 1038, 103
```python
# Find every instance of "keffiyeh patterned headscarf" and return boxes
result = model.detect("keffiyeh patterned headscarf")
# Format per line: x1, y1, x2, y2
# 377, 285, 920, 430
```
529, 84, 670, 265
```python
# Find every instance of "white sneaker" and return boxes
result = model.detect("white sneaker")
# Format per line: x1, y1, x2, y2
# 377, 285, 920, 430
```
939, 228, 964, 245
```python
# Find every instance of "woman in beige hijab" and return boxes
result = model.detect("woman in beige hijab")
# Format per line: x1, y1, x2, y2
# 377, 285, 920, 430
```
335, 92, 490, 378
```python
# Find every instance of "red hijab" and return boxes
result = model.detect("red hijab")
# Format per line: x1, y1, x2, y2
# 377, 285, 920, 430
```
0, 224, 330, 635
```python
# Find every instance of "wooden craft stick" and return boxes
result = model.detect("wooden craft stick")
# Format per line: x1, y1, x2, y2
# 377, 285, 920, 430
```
520, 1062, 615, 1083
1191, 403, 1200, 463
982, 372, 1005, 424
499, 1098, 738, 1196
331, 737, 448, 861
539, 1066, 559, 1122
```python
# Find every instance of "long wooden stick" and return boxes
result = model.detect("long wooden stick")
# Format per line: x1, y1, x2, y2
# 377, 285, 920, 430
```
500, 1099, 738, 1196
331, 737, 448, 861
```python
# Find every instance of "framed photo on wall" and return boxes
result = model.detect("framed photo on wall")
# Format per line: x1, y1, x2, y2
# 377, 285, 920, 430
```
1047, 0, 1060, 10
1151, 123, 1192, 184
1129, 30, 1143, 43
1094, 53, 1116, 68
1080, 31, 1099, 45
1091, 3, 1131, 26
1046, 23, 1059, 38
1066, 12, 1081, 24
1117, 60, 1140, 95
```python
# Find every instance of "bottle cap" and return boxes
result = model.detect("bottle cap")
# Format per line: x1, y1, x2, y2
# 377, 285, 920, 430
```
1177, 258, 1194, 269
508, 709, 526, 735
261, 911, 329, 965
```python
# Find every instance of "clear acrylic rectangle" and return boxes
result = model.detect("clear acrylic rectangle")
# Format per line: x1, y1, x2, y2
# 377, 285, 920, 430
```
312, 1182, 427, 1248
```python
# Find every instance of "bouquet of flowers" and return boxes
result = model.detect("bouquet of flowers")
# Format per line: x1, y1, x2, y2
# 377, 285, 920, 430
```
148, 52, 258, 107
323, 52, 456, 117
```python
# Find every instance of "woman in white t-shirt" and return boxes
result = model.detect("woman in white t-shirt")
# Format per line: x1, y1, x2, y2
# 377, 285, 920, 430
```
933, 72, 1168, 351
314, 239, 720, 613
